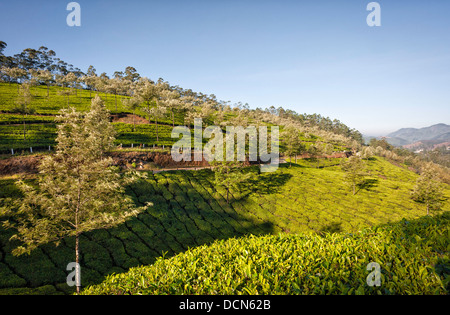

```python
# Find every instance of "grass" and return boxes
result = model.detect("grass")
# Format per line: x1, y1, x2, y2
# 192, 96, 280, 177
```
0, 156, 448, 294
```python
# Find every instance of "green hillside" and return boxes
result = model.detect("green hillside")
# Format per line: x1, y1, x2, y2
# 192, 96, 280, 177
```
0, 156, 449, 294
0, 83, 349, 154
0, 83, 185, 152
1, 81, 449, 296
82, 213, 450, 295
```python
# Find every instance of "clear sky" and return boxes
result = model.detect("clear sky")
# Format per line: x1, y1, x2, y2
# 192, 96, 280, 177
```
1, 0, 449, 136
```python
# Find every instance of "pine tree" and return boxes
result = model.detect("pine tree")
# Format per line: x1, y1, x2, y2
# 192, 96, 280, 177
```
159, 88, 181, 127
1, 95, 147, 293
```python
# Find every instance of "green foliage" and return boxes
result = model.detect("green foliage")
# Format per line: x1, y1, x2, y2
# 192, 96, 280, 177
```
341, 155, 367, 195
411, 163, 446, 215
212, 161, 252, 204
0, 83, 183, 152
0, 96, 148, 293
0, 156, 449, 294
82, 213, 450, 295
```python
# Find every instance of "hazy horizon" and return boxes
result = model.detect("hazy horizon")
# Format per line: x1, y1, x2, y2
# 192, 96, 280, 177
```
1, 0, 449, 136
363, 122, 450, 138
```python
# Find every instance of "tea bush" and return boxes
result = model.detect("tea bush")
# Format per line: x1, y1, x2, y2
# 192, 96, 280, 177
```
82, 213, 450, 295
0, 156, 448, 294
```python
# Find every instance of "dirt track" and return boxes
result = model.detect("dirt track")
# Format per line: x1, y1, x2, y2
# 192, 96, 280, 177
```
0, 149, 349, 176
0, 151, 280, 176
0, 155, 44, 176
0, 151, 216, 176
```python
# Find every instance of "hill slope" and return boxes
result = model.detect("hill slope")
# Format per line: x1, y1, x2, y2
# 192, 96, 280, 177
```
0, 83, 186, 153
82, 212, 450, 295
0, 157, 449, 294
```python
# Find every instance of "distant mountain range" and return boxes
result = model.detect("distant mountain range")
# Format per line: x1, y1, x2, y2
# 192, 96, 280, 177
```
365, 123, 450, 151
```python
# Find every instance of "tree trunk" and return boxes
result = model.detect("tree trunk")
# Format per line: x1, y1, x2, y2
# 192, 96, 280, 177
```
172, 110, 175, 127
426, 203, 429, 216
115, 94, 117, 112
75, 233, 80, 294
155, 119, 159, 143
226, 188, 229, 204
75, 183, 81, 294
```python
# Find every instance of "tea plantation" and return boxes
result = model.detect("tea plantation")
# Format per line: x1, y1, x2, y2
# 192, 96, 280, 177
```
0, 157, 449, 294
83, 213, 450, 295
0, 83, 184, 152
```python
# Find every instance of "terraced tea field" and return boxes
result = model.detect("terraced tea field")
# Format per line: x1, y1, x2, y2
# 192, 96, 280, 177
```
0, 83, 341, 154
0, 156, 448, 294
83, 213, 450, 295
0, 83, 186, 152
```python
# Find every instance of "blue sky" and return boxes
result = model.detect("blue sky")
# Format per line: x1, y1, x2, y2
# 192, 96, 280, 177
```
1, 0, 449, 135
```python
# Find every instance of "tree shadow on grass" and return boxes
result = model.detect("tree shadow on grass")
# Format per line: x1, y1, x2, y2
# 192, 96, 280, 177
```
319, 222, 343, 234
356, 178, 379, 194
71, 172, 279, 291
0, 171, 278, 295
237, 170, 293, 196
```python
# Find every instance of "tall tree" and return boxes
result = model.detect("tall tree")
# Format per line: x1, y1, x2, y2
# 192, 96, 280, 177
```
0, 41, 6, 56
29, 69, 53, 97
107, 77, 122, 112
122, 96, 142, 132
97, 72, 110, 100
411, 163, 445, 215
282, 126, 301, 167
65, 72, 79, 98
323, 143, 335, 162
83, 65, 97, 98
308, 144, 322, 168
143, 105, 167, 143
2, 67, 28, 93
159, 88, 181, 127
1, 96, 146, 294
124, 66, 140, 83
212, 161, 250, 204
0, 41, 13, 68
136, 77, 158, 108
135, 77, 170, 142
295, 142, 307, 164
13, 83, 35, 140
